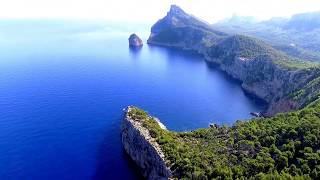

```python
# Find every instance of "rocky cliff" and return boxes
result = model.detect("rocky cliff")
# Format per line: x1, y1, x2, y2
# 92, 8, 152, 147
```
148, 5, 320, 116
121, 104, 320, 179
121, 106, 172, 180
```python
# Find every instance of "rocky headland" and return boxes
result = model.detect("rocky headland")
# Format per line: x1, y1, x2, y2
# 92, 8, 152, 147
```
147, 5, 320, 116
121, 107, 172, 180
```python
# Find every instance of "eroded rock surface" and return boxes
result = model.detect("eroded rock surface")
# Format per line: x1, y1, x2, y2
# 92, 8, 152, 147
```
121, 107, 172, 180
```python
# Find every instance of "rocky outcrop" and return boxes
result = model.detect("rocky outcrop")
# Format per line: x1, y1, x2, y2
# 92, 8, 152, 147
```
121, 107, 172, 180
129, 34, 143, 47
147, 5, 227, 53
147, 5, 320, 116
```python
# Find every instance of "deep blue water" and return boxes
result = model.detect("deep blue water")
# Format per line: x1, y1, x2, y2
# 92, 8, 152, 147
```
0, 20, 265, 180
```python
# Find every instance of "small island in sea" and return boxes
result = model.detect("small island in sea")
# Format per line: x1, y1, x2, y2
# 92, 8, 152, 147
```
121, 5, 320, 180
129, 33, 143, 47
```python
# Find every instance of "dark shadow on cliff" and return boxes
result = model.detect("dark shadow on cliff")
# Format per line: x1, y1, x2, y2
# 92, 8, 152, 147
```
148, 44, 202, 61
205, 62, 242, 84
148, 43, 268, 113
148, 43, 268, 110
205, 61, 268, 107
91, 118, 144, 180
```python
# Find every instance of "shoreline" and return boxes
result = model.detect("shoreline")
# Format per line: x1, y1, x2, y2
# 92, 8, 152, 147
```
148, 41, 270, 116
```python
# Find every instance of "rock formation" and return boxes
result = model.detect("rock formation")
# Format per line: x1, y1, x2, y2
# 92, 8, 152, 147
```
121, 107, 172, 180
129, 34, 143, 47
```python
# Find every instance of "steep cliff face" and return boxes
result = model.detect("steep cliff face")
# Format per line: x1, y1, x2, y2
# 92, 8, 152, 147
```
121, 107, 172, 180
147, 5, 228, 54
208, 47, 320, 116
148, 5, 320, 115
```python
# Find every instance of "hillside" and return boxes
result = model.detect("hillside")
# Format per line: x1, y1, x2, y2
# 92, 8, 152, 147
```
213, 12, 320, 61
123, 105, 320, 179
148, 5, 320, 116
148, 5, 228, 52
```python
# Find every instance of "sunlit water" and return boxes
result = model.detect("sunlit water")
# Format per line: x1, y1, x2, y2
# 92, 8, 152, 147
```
0, 20, 265, 179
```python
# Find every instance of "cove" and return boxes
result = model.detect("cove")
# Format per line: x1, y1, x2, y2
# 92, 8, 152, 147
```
0, 20, 265, 179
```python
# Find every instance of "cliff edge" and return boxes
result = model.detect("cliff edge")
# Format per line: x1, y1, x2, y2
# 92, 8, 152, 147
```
121, 104, 320, 179
121, 106, 172, 180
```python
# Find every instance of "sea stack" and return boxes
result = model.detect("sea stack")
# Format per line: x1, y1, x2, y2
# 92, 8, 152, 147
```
129, 34, 143, 47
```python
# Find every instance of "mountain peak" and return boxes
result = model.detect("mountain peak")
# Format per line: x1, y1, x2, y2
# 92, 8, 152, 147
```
149, 4, 226, 37
168, 5, 186, 16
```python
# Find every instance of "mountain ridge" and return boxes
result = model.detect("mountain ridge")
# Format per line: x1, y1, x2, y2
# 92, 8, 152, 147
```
147, 5, 320, 116
214, 11, 320, 60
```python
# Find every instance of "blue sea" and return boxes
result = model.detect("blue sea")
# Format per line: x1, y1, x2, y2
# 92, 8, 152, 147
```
0, 20, 265, 180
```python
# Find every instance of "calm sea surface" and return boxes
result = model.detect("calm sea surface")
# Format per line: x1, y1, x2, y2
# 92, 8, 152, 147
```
0, 20, 265, 179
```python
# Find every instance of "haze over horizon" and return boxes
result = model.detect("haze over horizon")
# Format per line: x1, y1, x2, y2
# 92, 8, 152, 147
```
1, 0, 320, 23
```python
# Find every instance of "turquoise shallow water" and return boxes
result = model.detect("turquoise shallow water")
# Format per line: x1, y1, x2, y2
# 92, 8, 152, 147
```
0, 20, 265, 179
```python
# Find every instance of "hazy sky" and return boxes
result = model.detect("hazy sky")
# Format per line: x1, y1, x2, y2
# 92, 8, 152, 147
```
1, 0, 320, 23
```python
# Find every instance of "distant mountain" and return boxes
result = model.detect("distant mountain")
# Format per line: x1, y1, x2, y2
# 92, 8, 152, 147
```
213, 11, 320, 61
218, 14, 259, 26
284, 12, 320, 31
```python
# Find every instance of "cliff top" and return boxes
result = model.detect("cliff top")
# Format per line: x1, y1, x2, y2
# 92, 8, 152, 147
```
150, 4, 225, 37
124, 103, 320, 179
125, 106, 167, 141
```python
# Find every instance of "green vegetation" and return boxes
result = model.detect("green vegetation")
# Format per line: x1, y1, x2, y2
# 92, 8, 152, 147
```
212, 35, 281, 59
128, 104, 320, 179
151, 28, 183, 44
275, 45, 320, 62
208, 34, 320, 70
290, 75, 320, 106
274, 59, 319, 70
150, 26, 220, 48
